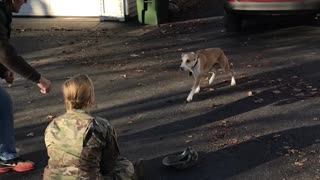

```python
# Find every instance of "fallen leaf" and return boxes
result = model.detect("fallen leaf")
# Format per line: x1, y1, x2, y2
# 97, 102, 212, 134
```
273, 134, 281, 138
295, 93, 305, 97
135, 69, 144, 73
268, 80, 275, 84
254, 98, 264, 103
27, 132, 34, 137
310, 150, 317, 154
294, 161, 304, 166
47, 115, 55, 120
51, 25, 62, 30
288, 149, 299, 154
248, 90, 254, 96
243, 136, 252, 141
130, 54, 139, 57
293, 88, 302, 92
272, 90, 281, 94
310, 92, 318, 95
219, 120, 228, 126
230, 138, 238, 144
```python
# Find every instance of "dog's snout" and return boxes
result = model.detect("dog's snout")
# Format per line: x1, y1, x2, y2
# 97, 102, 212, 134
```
180, 66, 184, 71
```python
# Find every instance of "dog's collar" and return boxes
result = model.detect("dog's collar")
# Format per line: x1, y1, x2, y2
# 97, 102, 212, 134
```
191, 55, 199, 69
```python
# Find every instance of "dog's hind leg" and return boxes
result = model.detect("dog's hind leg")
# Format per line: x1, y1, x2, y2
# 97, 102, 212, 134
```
195, 85, 200, 94
209, 72, 216, 85
220, 54, 236, 86
230, 73, 236, 86
187, 77, 201, 102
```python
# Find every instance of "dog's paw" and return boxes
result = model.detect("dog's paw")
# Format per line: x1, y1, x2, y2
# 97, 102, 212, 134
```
186, 96, 193, 102
195, 87, 200, 94
231, 77, 236, 86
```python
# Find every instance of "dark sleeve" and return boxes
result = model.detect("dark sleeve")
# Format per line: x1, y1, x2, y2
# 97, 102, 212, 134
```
0, 63, 8, 78
82, 117, 120, 174
0, 38, 41, 82
100, 126, 120, 174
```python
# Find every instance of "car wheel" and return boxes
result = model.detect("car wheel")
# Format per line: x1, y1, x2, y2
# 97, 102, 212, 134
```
224, 10, 242, 32
310, 13, 320, 26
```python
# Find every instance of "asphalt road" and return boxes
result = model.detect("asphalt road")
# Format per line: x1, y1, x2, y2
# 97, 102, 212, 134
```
1, 16, 320, 180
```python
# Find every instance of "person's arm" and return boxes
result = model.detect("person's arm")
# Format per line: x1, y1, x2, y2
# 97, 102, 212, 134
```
0, 34, 51, 93
100, 126, 120, 174
83, 117, 120, 174
0, 38, 40, 82
0, 63, 8, 79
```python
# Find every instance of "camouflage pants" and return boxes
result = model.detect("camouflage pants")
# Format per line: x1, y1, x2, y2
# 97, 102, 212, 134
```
103, 157, 135, 180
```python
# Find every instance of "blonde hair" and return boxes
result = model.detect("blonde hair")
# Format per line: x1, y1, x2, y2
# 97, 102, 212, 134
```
63, 74, 94, 111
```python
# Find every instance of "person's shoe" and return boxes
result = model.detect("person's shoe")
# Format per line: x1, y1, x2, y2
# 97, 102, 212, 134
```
133, 159, 144, 180
0, 158, 35, 173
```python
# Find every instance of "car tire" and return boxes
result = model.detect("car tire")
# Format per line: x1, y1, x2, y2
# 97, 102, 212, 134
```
309, 13, 320, 26
224, 10, 242, 32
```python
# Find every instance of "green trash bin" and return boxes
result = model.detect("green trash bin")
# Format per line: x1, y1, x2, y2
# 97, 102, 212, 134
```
137, 0, 169, 25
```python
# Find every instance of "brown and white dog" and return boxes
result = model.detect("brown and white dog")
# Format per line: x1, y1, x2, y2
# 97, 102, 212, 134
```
180, 48, 236, 102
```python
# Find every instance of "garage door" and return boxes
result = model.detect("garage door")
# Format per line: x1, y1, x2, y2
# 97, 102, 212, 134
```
16, 0, 102, 17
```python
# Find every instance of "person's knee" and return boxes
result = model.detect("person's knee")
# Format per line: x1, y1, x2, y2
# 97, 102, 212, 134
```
0, 89, 12, 109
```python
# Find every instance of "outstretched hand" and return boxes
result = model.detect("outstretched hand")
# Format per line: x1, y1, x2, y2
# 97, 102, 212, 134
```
4, 71, 14, 84
37, 76, 51, 94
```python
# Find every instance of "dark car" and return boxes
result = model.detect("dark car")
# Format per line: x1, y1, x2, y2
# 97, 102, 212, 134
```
224, 0, 320, 31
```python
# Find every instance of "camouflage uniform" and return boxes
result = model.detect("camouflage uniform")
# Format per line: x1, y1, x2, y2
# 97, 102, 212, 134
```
43, 109, 134, 180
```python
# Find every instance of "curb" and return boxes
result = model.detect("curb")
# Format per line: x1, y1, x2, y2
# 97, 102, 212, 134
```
160, 16, 223, 27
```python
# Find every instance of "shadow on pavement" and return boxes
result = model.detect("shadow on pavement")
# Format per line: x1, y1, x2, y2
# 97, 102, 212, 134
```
115, 60, 320, 141
143, 124, 320, 180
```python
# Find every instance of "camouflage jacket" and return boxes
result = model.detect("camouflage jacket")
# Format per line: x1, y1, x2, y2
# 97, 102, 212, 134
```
43, 110, 120, 180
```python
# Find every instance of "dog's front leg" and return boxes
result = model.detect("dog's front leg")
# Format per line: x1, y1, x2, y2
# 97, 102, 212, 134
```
187, 77, 201, 102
